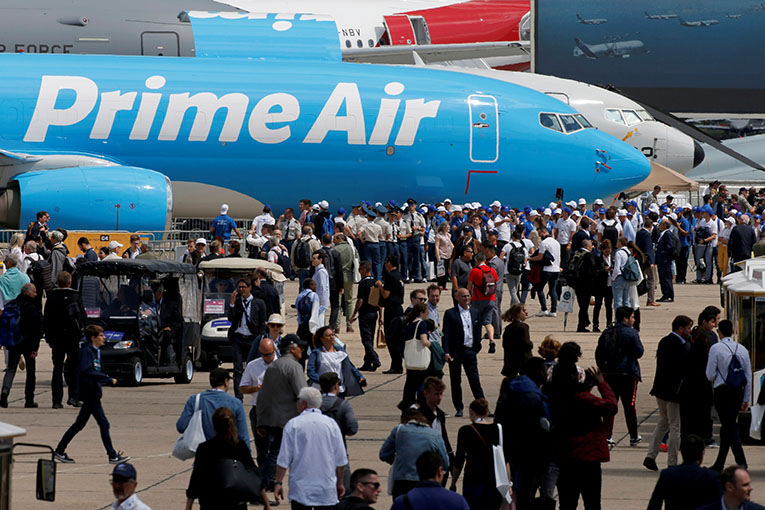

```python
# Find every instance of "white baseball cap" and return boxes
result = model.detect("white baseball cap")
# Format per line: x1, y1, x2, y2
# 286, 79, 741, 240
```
594, 199, 604, 205
529, 210, 539, 217
578, 198, 587, 205
566, 200, 577, 208
220, 204, 229, 215
571, 210, 581, 217
549, 202, 558, 210
195, 238, 207, 245
553, 208, 562, 215
108, 240, 123, 249
490, 200, 501, 208
444, 198, 452, 204
318, 200, 329, 209
617, 209, 628, 217
724, 216, 735, 224
544, 208, 552, 216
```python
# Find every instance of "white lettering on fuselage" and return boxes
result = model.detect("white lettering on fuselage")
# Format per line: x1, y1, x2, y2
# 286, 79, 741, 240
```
22, 75, 442, 146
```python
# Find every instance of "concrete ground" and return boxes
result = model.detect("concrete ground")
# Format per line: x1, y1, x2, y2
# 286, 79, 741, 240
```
5, 280, 764, 509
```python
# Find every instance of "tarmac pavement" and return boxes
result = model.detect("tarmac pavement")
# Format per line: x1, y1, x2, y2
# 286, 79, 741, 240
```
5, 279, 764, 509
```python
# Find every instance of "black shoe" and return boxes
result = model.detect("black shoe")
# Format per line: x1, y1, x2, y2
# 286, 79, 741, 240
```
488, 342, 496, 354
592, 326, 601, 333
54, 452, 75, 464
455, 408, 463, 417
67, 398, 82, 407
370, 362, 381, 372
359, 364, 373, 372
24, 401, 38, 408
52, 403, 64, 409
643, 457, 659, 471
382, 368, 403, 374
487, 412, 495, 418
576, 328, 591, 333
0, 394, 7, 408
109, 452, 130, 465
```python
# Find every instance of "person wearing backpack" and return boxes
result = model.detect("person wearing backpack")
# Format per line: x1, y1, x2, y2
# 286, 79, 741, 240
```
705, 319, 752, 471
656, 218, 677, 303
295, 279, 323, 348
466, 252, 499, 353
320, 372, 358, 492
611, 237, 635, 308
290, 225, 321, 289
596, 306, 644, 447
643, 315, 693, 471
502, 229, 528, 306
567, 240, 599, 333
597, 208, 622, 249
48, 230, 73, 286
0, 284, 42, 409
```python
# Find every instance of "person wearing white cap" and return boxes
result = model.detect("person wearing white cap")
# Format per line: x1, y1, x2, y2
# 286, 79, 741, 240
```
577, 198, 590, 218
592, 199, 604, 217
210, 204, 242, 242
566, 200, 577, 210
103, 240, 123, 261
252, 205, 275, 237
617, 209, 636, 242
312, 201, 336, 239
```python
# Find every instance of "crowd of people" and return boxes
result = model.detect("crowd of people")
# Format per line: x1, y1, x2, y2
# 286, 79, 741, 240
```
3, 184, 765, 509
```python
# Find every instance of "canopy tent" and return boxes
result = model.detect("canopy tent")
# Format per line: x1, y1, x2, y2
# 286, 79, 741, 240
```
626, 161, 700, 193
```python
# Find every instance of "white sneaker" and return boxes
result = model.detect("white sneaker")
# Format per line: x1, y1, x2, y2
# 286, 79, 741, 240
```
548, 312, 557, 317
534, 310, 549, 317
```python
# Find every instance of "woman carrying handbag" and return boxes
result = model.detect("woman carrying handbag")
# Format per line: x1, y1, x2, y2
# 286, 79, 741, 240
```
399, 303, 436, 410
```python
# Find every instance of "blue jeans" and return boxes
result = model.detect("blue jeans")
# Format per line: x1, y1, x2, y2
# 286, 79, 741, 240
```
399, 240, 409, 279
364, 243, 383, 280
297, 268, 311, 289
408, 237, 424, 280
536, 271, 559, 313
612, 275, 631, 308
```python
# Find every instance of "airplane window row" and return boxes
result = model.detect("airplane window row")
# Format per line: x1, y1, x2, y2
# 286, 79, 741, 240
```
539, 113, 593, 133
605, 108, 654, 126
345, 39, 376, 48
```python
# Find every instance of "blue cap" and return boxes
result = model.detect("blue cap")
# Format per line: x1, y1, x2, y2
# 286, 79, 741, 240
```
702, 205, 715, 215
362, 205, 375, 216
563, 207, 572, 214
524, 206, 532, 213
489, 229, 499, 236
387, 200, 398, 209
598, 208, 606, 214
537, 207, 545, 213
692, 206, 701, 213
374, 205, 386, 215
756, 215, 762, 220
112, 462, 137, 480
337, 207, 346, 215
675, 207, 683, 214
628, 200, 638, 207
519, 214, 526, 220
642, 211, 650, 216
660, 205, 669, 212
481, 215, 489, 222
428, 204, 437, 212
501, 206, 511, 212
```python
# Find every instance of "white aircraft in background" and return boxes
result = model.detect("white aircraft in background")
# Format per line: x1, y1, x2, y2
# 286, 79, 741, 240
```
726, 14, 742, 19
427, 67, 705, 173
679, 17, 719, 27
574, 37, 645, 59
576, 14, 608, 25
688, 134, 765, 182
645, 11, 677, 20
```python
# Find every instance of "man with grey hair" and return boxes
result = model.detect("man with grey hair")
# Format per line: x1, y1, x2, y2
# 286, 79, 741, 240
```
275, 386, 348, 509
48, 230, 70, 285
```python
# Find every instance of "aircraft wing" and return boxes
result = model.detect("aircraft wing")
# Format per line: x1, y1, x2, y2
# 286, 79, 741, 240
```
342, 41, 529, 65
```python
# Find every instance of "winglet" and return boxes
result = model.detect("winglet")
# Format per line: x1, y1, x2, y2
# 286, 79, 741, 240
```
574, 38, 598, 59
0, 150, 42, 166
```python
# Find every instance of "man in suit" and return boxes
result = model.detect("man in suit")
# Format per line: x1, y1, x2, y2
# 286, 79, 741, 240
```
647, 434, 721, 510
728, 216, 756, 270
442, 287, 485, 417
644, 315, 692, 471
656, 217, 677, 303
227, 278, 267, 399
699, 466, 765, 510
636, 217, 658, 306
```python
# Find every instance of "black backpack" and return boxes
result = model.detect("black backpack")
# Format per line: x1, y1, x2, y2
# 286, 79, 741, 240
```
595, 325, 624, 373
602, 221, 619, 248
293, 239, 311, 268
29, 258, 53, 291
506, 242, 525, 275
296, 292, 313, 323
0, 300, 22, 348
565, 250, 587, 287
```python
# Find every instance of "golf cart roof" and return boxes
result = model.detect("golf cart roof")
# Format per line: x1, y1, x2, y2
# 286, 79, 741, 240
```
77, 259, 198, 276
198, 258, 286, 282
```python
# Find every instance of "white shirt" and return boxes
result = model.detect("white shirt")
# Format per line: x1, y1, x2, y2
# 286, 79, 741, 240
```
314, 264, 330, 311
235, 295, 253, 336
612, 247, 629, 281
241, 357, 274, 406
312, 349, 349, 393
706, 337, 752, 403
277, 408, 348, 506
539, 237, 561, 273
459, 305, 473, 348
252, 213, 275, 235
698, 217, 719, 248
112, 494, 151, 510
494, 214, 512, 242
555, 217, 576, 245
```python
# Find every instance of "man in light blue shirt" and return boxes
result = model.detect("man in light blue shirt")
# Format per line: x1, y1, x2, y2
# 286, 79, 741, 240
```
312, 251, 330, 322
705, 319, 751, 471
210, 203, 242, 241
426, 285, 442, 345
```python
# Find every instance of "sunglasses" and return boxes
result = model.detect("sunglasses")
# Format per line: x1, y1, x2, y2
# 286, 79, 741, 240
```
361, 481, 381, 489
260, 351, 276, 357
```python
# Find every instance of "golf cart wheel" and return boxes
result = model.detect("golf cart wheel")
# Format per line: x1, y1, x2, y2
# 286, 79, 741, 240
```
127, 357, 144, 386
175, 353, 194, 384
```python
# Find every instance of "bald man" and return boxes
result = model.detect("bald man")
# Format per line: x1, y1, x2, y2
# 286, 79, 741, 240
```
240, 337, 278, 466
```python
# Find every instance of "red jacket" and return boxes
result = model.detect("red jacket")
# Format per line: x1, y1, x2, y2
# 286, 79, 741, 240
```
552, 380, 618, 464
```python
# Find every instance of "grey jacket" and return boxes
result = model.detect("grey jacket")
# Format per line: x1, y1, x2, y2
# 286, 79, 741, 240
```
256, 353, 306, 428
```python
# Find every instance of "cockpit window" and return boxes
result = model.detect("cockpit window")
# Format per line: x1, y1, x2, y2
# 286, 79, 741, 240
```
622, 110, 642, 126
539, 113, 563, 132
560, 115, 582, 132
636, 109, 653, 121
605, 108, 625, 124
574, 114, 593, 128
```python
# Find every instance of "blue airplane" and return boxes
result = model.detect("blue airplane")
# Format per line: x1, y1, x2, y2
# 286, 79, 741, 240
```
0, 12, 650, 231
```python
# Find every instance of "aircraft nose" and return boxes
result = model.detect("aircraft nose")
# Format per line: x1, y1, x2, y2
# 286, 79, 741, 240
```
693, 141, 705, 168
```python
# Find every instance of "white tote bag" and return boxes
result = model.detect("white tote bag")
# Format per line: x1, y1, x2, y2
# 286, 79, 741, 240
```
404, 319, 431, 370
493, 423, 513, 504
172, 393, 206, 460
750, 404, 764, 441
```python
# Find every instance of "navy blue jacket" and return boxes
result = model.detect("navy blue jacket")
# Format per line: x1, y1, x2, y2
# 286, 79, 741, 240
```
647, 461, 721, 510
612, 322, 644, 381
391, 481, 470, 510
496, 375, 550, 465
655, 229, 676, 264
78, 343, 115, 400
650, 333, 689, 403
699, 501, 764, 510
442, 306, 482, 358
729, 224, 756, 262
635, 228, 655, 265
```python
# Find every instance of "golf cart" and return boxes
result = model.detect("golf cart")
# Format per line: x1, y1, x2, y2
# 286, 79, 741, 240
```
74, 259, 201, 386
197, 258, 285, 370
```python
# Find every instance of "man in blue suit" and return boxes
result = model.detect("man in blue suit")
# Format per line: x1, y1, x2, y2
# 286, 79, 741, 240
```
647, 434, 721, 510
699, 465, 765, 510
656, 218, 676, 303
442, 287, 485, 417
635, 216, 657, 306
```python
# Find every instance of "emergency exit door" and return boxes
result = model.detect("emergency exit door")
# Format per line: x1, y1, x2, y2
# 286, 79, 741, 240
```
468, 95, 498, 163
141, 32, 179, 56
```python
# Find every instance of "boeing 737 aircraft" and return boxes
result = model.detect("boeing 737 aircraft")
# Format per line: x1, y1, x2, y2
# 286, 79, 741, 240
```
645, 12, 677, 20
576, 14, 607, 25
678, 17, 720, 27
574, 37, 645, 59
0, 13, 649, 231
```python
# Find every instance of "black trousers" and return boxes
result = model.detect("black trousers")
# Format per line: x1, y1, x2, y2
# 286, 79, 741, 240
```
51, 341, 80, 405
329, 286, 341, 330
249, 406, 268, 468
603, 373, 639, 440
575, 289, 591, 330
56, 398, 116, 457
592, 287, 613, 329
676, 246, 689, 283
448, 349, 484, 412
401, 369, 429, 409
712, 385, 747, 469
231, 333, 255, 399
358, 311, 380, 367
680, 383, 714, 441
383, 306, 404, 371
557, 461, 602, 510
1, 346, 36, 403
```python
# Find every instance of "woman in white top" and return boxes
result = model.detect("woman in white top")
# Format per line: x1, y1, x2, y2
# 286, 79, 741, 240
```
435, 223, 453, 289
7, 233, 24, 264
307, 326, 366, 397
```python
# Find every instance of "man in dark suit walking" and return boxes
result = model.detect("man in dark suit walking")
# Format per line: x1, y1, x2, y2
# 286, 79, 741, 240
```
647, 434, 721, 510
636, 217, 658, 306
442, 287, 485, 417
228, 278, 267, 399
728, 217, 756, 270
656, 218, 677, 303
699, 466, 765, 510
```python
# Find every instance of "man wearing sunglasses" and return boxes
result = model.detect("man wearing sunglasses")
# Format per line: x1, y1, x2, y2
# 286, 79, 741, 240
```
241, 337, 278, 468
338, 468, 382, 510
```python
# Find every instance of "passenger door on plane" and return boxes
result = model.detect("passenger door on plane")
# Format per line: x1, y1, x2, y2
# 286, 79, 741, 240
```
468, 95, 499, 163
141, 32, 180, 56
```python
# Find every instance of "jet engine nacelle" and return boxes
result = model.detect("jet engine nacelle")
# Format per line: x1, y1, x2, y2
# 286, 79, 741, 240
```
0, 166, 172, 231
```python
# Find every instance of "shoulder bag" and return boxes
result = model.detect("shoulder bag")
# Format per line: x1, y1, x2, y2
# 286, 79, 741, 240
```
211, 458, 263, 503
172, 393, 206, 460
404, 319, 431, 370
